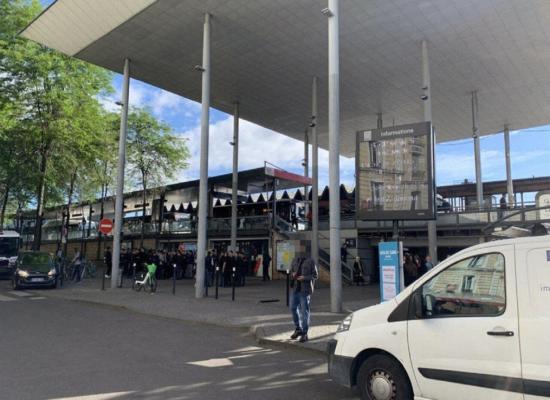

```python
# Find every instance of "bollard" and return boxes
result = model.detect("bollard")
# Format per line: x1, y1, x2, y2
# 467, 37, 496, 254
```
215, 266, 219, 299
232, 266, 236, 301
118, 267, 124, 288
101, 265, 106, 291
172, 263, 176, 295
132, 262, 137, 281
59, 263, 64, 288
286, 269, 290, 307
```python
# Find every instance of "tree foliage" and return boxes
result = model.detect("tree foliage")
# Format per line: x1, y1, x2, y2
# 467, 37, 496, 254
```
0, 1, 190, 250
0, 0, 112, 244
126, 107, 189, 245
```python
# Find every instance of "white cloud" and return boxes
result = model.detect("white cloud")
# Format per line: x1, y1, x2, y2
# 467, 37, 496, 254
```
174, 116, 355, 189
150, 89, 201, 117
128, 81, 148, 107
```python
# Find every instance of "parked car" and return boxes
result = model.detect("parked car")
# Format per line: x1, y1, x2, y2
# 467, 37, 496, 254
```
12, 251, 57, 290
328, 236, 550, 400
0, 230, 20, 279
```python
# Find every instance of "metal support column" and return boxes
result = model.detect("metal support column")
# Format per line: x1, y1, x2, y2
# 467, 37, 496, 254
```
327, 0, 342, 313
472, 91, 483, 209
111, 58, 130, 289
196, 13, 211, 298
230, 102, 239, 251
423, 40, 438, 264
504, 125, 514, 207
311, 76, 319, 265
304, 130, 309, 220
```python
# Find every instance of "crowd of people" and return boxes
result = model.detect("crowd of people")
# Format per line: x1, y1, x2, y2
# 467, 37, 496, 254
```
105, 244, 263, 287
403, 253, 434, 286
109, 246, 197, 281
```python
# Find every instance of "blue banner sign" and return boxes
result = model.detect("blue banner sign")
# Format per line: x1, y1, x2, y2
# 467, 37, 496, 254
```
379, 241, 402, 301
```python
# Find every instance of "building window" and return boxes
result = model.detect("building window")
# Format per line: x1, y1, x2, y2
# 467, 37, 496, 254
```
371, 182, 384, 210
369, 141, 383, 169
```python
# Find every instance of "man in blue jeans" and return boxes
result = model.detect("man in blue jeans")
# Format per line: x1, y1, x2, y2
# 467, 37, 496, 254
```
289, 250, 318, 343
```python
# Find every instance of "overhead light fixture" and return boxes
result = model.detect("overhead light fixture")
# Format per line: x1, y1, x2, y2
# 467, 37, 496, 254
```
229, 141, 235, 146
321, 7, 334, 17
115, 101, 123, 106
194, 65, 205, 72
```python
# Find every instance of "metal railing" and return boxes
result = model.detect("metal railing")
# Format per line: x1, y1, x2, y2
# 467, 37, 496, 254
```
317, 231, 353, 283
482, 205, 550, 235
208, 216, 270, 232
318, 205, 550, 231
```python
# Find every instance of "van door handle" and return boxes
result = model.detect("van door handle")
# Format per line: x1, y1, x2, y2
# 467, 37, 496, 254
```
487, 330, 514, 337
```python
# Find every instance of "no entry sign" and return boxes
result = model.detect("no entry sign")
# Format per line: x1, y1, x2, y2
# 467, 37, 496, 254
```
99, 218, 114, 235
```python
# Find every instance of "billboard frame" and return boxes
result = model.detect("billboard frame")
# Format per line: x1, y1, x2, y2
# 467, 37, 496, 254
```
355, 121, 436, 221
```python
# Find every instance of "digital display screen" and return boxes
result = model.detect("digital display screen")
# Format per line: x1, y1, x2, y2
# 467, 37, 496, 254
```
356, 122, 436, 220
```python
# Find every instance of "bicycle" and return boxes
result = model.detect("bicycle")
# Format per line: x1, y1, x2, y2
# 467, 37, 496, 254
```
132, 263, 157, 293
80, 260, 96, 280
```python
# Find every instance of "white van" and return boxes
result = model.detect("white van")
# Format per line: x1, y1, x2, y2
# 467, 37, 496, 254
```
328, 236, 550, 400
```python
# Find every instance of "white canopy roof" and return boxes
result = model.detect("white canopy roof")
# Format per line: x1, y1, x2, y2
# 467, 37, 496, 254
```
21, 0, 550, 156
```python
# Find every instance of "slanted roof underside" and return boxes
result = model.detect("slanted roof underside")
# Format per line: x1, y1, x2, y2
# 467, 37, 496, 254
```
21, 0, 550, 156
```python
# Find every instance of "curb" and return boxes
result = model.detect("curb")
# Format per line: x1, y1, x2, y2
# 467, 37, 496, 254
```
250, 324, 330, 355
41, 288, 336, 356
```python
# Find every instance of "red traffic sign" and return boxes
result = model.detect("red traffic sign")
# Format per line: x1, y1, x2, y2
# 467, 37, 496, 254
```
99, 219, 114, 235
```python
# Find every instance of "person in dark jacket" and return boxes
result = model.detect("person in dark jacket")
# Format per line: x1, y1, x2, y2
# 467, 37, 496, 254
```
341, 243, 348, 264
205, 251, 215, 287
174, 246, 186, 280
239, 253, 248, 286
289, 250, 318, 343
403, 254, 418, 287
223, 251, 235, 287
104, 246, 112, 278
262, 252, 271, 281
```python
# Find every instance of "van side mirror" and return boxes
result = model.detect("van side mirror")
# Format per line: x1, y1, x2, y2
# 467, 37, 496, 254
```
413, 292, 424, 319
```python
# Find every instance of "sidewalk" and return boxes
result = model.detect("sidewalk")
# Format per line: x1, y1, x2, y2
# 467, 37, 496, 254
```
36, 276, 381, 353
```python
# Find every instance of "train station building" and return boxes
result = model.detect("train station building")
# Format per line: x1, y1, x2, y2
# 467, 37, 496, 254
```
20, 0, 550, 312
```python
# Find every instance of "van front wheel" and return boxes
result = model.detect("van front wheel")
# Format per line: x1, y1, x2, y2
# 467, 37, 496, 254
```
357, 354, 413, 400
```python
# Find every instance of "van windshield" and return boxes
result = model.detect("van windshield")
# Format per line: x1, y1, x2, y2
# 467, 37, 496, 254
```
0, 237, 18, 258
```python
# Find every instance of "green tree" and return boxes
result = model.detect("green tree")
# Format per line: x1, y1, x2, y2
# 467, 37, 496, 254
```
0, 0, 113, 248
127, 108, 189, 246
0, 0, 41, 231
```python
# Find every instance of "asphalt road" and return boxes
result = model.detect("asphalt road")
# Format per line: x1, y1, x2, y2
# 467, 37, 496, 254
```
0, 282, 357, 400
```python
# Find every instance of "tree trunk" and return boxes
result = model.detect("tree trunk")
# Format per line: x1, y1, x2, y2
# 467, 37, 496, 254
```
84, 204, 92, 257
62, 171, 77, 256
0, 187, 9, 232
96, 181, 107, 262
33, 153, 48, 250
140, 174, 147, 248
156, 191, 165, 249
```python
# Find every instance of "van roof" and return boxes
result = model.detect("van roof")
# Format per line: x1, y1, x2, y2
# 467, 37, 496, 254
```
0, 230, 20, 238
453, 235, 550, 258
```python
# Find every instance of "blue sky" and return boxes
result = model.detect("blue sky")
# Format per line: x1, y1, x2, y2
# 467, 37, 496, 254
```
39, 0, 550, 192
104, 75, 550, 191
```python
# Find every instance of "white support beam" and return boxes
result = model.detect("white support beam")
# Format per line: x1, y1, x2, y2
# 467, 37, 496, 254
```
327, 0, 342, 313
472, 91, 483, 209
311, 76, 319, 265
196, 13, 211, 298
111, 58, 130, 289
304, 130, 309, 219
423, 40, 438, 264
230, 102, 239, 251
504, 125, 514, 207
